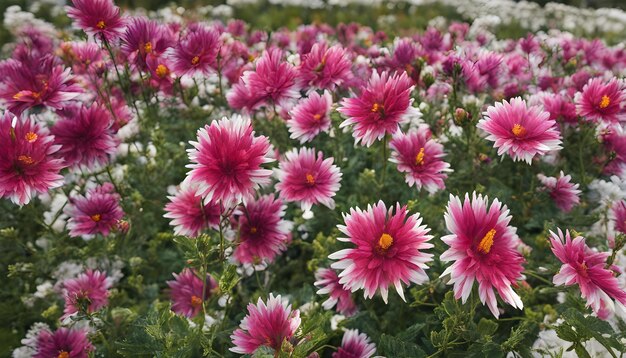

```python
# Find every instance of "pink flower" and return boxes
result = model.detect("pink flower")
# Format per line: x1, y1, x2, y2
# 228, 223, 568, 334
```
550, 229, 626, 319
576, 78, 625, 124
332, 329, 376, 358
389, 127, 452, 194
338, 71, 417, 147
0, 112, 64, 206
62, 269, 111, 318
66, 0, 126, 42
329, 201, 433, 303
477, 97, 562, 164
537, 171, 581, 213
65, 183, 124, 238
230, 294, 301, 354
314, 268, 357, 316
612, 200, 626, 235
299, 43, 353, 91
186, 115, 273, 208
169, 25, 220, 77
167, 268, 218, 318
287, 91, 333, 143
275, 147, 342, 212
164, 181, 222, 237
543, 94, 578, 125
441, 192, 525, 318
121, 17, 173, 69
34, 327, 93, 358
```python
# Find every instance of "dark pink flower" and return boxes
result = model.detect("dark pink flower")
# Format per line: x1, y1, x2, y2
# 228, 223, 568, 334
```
66, 0, 126, 42
314, 268, 357, 316
299, 43, 353, 91
167, 268, 218, 318
169, 25, 220, 77
287, 91, 333, 143
576, 78, 625, 124
537, 171, 581, 213
62, 269, 111, 318
121, 17, 174, 69
34, 327, 93, 358
333, 329, 376, 358
163, 181, 221, 237
65, 183, 124, 238
601, 126, 626, 176
612, 200, 626, 235
543, 94, 578, 125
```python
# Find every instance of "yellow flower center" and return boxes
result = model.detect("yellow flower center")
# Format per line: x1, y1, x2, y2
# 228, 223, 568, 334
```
250, 226, 257, 234
190, 295, 203, 307
13, 93, 22, 100
96, 20, 106, 29
599, 95, 610, 109
371, 102, 384, 114
155, 64, 168, 78
305, 173, 315, 185
58, 352, 70, 358
191, 56, 200, 65
18, 155, 34, 165
91, 214, 102, 222
415, 147, 425, 165
313, 113, 322, 121
378, 233, 394, 251
144, 42, 153, 53
477, 229, 496, 254
511, 123, 526, 138
25, 132, 38, 143
248, 54, 255, 62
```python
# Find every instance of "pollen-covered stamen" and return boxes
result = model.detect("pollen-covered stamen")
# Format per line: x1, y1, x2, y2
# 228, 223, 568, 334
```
155, 64, 169, 78
96, 20, 106, 29
371, 102, 384, 114
190, 295, 203, 307
312, 113, 322, 121
378, 233, 394, 251
91, 214, 102, 222
25, 132, 38, 143
18, 155, 34, 165
250, 227, 258, 234
58, 351, 70, 358
144, 42, 153, 53
511, 123, 527, 138
191, 56, 200, 65
477, 229, 496, 254
415, 147, 425, 165
305, 172, 315, 185
599, 95, 611, 109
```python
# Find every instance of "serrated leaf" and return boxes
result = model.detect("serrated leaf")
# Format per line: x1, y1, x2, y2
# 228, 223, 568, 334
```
378, 333, 427, 358
477, 318, 498, 336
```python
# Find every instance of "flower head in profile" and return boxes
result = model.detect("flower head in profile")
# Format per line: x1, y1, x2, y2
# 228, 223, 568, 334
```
62, 269, 111, 318
34, 327, 93, 358
537, 171, 581, 213
65, 183, 124, 238
169, 25, 220, 77
66, 0, 126, 42
299, 43, 353, 91
164, 180, 221, 237
287, 91, 333, 143
441, 192, 525, 318
314, 268, 357, 316
329, 201, 433, 303
230, 294, 301, 355
333, 329, 376, 358
612, 200, 626, 235
576, 78, 625, 124
167, 268, 218, 318
550, 229, 626, 319
477, 97, 562, 164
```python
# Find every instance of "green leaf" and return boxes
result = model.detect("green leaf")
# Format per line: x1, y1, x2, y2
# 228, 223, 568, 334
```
378, 333, 427, 358
477, 318, 498, 336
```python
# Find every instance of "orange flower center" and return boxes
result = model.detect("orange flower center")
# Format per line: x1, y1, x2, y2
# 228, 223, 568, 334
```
96, 20, 106, 29
13, 93, 22, 100
305, 173, 315, 185
477, 229, 496, 254
599, 95, 610, 109
58, 352, 70, 358
155, 64, 169, 78
511, 123, 526, 138
191, 56, 200, 65
371, 102, 384, 114
378, 233, 394, 251
18, 155, 34, 165
313, 113, 322, 121
250, 226, 257, 234
91, 214, 102, 222
144, 42, 153, 53
190, 295, 203, 307
415, 147, 425, 165
248, 54, 255, 62
25, 132, 38, 143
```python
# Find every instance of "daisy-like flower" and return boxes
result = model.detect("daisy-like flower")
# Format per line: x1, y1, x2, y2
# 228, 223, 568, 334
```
163, 181, 221, 237
338, 71, 417, 147
550, 229, 626, 319
167, 268, 218, 318
612, 200, 626, 235
275, 147, 342, 212
66, 0, 126, 42
329, 201, 433, 303
230, 294, 301, 355
440, 193, 525, 318
576, 78, 625, 124
0, 111, 64, 206
314, 268, 357, 316
287, 91, 333, 144
62, 269, 111, 318
34, 327, 93, 358
169, 25, 220, 77
121, 17, 173, 69
389, 127, 452, 194
231, 195, 292, 266
333, 329, 377, 358
477, 97, 562, 164
299, 43, 353, 91
186, 115, 273, 208
65, 183, 124, 238
537, 171, 581, 213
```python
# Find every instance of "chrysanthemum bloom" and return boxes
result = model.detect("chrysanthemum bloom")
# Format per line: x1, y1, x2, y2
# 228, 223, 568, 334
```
550, 229, 626, 319
329, 201, 433, 303
51, 104, 118, 170
389, 128, 452, 194
612, 200, 626, 235
169, 25, 220, 77
231, 195, 292, 266
0, 112, 64, 205
314, 268, 357, 316
167, 268, 218, 318
576, 78, 625, 124
34, 327, 93, 358
537, 171, 581, 213
62, 269, 111, 318
230, 294, 301, 355
275, 147, 342, 212
186, 115, 273, 208
477, 97, 562, 164
287, 91, 333, 143
66, 0, 126, 42
65, 183, 124, 238
164, 181, 221, 237
338, 71, 417, 147
299, 43, 353, 91
440, 193, 525, 318
543, 94, 578, 125
121, 17, 173, 69
333, 329, 376, 358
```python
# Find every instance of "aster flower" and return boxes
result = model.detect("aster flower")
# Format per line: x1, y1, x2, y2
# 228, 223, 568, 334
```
550, 229, 626, 319
338, 71, 417, 147
537, 171, 581, 213
333, 329, 376, 358
612, 200, 626, 235
186, 115, 273, 208
121, 17, 173, 69
62, 269, 111, 318
275, 147, 342, 212
163, 181, 222, 237
543, 94, 577, 125
66, 0, 126, 42
314, 268, 357, 316
230, 294, 301, 355
65, 183, 124, 238
477, 97, 562, 164
0, 111, 64, 206
287, 91, 333, 144
34, 327, 93, 358
167, 268, 218, 318
169, 25, 220, 77
299, 43, 353, 91
576, 78, 625, 124
389, 127, 451, 194
329, 201, 433, 303
440, 192, 525, 318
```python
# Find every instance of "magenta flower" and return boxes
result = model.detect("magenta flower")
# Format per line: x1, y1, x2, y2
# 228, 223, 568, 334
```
34, 327, 93, 358
230, 294, 301, 355
543, 94, 577, 125
389, 128, 451, 194
329, 201, 433, 303
612, 200, 626, 235
550, 229, 626, 319
275, 147, 342, 212
537, 171, 581, 213
441, 192, 525, 318
121, 17, 173, 69
62, 269, 111, 318
167, 268, 218, 318
332, 329, 376, 358
576, 78, 625, 124
169, 25, 220, 77
477, 97, 562, 164
65, 183, 124, 238
164, 182, 221, 237
66, 0, 126, 42
299, 43, 353, 91
338, 71, 417, 147
314, 268, 357, 316
0, 112, 64, 206
287, 91, 333, 143
186, 115, 273, 208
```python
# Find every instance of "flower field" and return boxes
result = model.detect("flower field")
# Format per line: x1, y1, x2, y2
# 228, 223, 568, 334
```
2, 0, 626, 357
